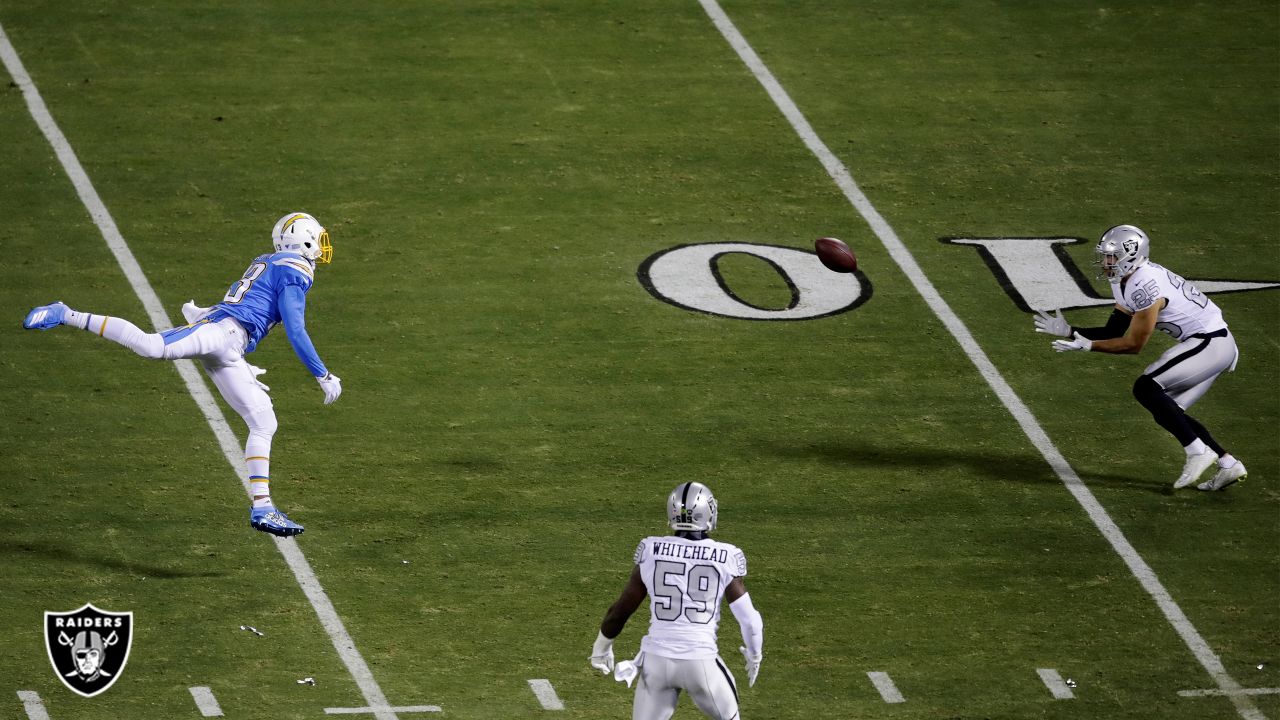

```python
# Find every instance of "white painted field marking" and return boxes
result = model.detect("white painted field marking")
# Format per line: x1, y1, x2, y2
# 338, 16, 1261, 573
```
696, 3, 1265, 720
1036, 668, 1075, 700
1180, 688, 1280, 698
16, 691, 49, 720
866, 671, 905, 704
0, 22, 404, 720
324, 706, 443, 715
189, 686, 225, 717
528, 679, 566, 710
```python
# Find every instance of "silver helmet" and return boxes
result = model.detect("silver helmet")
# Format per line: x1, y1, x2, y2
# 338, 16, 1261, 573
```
668, 482, 718, 533
1095, 224, 1150, 283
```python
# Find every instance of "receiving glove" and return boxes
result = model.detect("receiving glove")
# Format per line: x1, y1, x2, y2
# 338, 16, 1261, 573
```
614, 658, 639, 688
740, 646, 762, 687
1034, 309, 1072, 338
248, 364, 270, 392
1052, 332, 1093, 353
589, 631, 615, 675
317, 372, 342, 404
181, 300, 211, 325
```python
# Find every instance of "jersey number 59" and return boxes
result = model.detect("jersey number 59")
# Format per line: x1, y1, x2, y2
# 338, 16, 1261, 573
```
652, 560, 721, 625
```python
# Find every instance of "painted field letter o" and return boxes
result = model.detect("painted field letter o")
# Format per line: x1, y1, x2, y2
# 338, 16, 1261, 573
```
638, 242, 870, 320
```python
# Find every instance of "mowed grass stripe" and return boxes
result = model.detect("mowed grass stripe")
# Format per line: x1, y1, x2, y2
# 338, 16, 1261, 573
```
0, 20, 400, 720
695, 2, 1263, 719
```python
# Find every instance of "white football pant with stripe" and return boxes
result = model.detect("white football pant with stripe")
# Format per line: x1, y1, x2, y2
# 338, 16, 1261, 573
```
632, 653, 740, 720
94, 314, 276, 469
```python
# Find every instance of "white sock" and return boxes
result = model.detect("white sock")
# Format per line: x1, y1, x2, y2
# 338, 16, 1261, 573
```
63, 308, 95, 330
1184, 439, 1208, 456
250, 479, 272, 509
1218, 454, 1237, 468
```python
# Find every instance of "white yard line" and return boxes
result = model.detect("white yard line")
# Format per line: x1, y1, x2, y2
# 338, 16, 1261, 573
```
189, 686, 225, 717
1036, 668, 1076, 700
1180, 688, 1280, 698
528, 679, 566, 710
0, 22, 400, 720
866, 671, 906, 703
15, 692, 49, 720
697, 2, 1264, 719
324, 706, 442, 715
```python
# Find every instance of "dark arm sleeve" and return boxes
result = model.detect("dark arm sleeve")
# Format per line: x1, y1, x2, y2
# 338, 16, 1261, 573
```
1076, 308, 1131, 341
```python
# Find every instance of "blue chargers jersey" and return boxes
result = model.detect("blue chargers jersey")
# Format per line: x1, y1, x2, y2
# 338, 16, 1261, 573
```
211, 252, 326, 376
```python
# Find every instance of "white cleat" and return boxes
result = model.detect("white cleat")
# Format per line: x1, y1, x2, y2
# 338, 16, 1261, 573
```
1197, 462, 1247, 492
1173, 450, 1218, 489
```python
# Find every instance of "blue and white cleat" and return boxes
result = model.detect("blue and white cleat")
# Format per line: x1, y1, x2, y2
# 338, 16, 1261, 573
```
250, 507, 305, 537
23, 301, 68, 330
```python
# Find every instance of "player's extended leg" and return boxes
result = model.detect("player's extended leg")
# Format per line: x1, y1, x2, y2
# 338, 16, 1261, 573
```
203, 355, 302, 537
23, 302, 232, 362
632, 655, 680, 720
683, 657, 741, 720
25, 302, 169, 357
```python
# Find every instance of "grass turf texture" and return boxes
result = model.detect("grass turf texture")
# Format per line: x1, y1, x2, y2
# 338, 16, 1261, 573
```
0, 1, 1276, 718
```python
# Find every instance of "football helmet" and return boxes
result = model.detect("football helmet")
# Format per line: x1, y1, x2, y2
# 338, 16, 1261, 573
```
1094, 224, 1149, 283
668, 482, 718, 533
272, 212, 332, 264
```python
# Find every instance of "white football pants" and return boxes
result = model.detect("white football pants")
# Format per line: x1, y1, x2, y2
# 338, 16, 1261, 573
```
104, 315, 276, 458
1143, 330, 1239, 409
631, 653, 740, 720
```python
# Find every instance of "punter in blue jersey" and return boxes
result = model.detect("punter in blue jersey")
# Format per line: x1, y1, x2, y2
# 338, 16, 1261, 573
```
23, 212, 342, 537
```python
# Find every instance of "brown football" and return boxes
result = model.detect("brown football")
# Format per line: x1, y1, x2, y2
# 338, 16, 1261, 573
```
815, 237, 857, 273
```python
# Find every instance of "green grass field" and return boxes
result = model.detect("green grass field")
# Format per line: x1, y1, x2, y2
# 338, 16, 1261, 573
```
1, 2, 1276, 719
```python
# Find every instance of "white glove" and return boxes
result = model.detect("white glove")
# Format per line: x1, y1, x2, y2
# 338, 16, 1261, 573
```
740, 646, 761, 687
1034, 309, 1072, 338
1052, 332, 1093, 353
181, 300, 211, 325
589, 631, 615, 675
614, 659, 639, 688
248, 364, 270, 392
317, 372, 342, 404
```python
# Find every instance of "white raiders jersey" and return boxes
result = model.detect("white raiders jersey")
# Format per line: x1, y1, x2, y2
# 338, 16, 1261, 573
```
1115, 262, 1227, 341
634, 535, 747, 660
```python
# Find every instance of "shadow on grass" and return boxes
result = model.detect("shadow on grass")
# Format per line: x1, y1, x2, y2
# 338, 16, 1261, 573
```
0, 538, 228, 579
758, 437, 1168, 492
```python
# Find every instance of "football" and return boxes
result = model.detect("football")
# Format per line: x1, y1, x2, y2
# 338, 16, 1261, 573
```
814, 237, 857, 273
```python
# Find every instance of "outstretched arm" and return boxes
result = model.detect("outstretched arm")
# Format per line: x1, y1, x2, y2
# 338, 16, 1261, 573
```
278, 285, 328, 377
280, 285, 341, 404
1075, 306, 1134, 341
1089, 300, 1163, 354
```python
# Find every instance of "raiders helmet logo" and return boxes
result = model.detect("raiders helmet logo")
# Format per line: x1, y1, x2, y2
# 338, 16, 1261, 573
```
44, 603, 134, 697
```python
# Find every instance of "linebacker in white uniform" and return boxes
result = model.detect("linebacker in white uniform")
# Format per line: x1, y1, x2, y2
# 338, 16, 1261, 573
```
590, 482, 764, 720
1035, 225, 1246, 491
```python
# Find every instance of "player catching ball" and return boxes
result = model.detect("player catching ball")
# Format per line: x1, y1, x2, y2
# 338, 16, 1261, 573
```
23, 212, 342, 537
